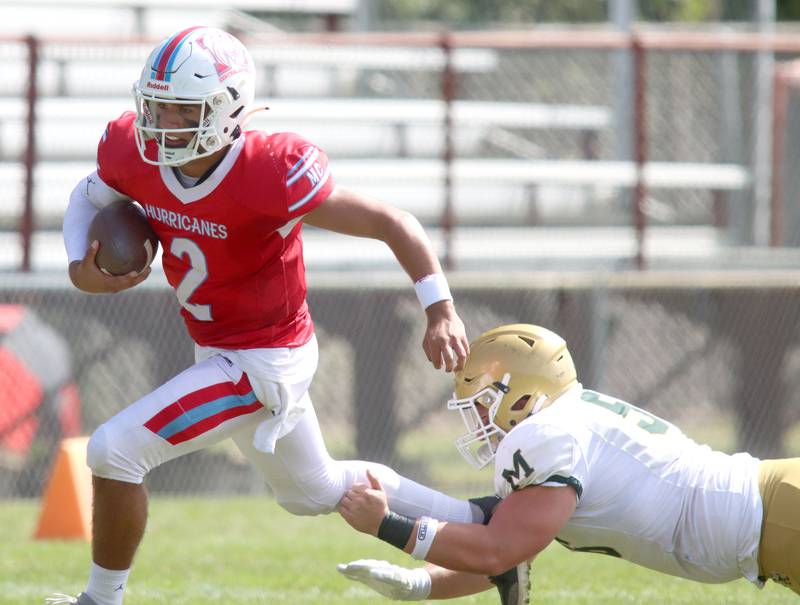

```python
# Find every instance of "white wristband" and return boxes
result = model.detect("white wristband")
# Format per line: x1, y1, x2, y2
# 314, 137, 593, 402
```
410, 516, 439, 561
414, 274, 452, 310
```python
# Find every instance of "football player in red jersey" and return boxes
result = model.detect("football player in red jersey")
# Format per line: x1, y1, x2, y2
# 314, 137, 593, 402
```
56, 27, 474, 605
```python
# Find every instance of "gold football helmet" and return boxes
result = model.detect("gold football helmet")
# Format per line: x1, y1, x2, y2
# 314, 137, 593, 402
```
447, 324, 578, 468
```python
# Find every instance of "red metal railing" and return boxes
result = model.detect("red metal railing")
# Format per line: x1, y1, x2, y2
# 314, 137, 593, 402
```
15, 30, 800, 271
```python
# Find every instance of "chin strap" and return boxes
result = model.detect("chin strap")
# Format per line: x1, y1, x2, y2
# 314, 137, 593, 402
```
530, 393, 550, 415
242, 106, 270, 127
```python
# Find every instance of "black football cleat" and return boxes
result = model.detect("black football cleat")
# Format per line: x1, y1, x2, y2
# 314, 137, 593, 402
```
488, 559, 532, 605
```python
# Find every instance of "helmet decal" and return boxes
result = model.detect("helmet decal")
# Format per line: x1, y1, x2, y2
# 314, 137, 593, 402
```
195, 32, 251, 82
151, 26, 204, 82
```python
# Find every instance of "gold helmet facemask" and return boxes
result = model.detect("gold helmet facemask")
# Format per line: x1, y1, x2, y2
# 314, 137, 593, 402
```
447, 324, 578, 469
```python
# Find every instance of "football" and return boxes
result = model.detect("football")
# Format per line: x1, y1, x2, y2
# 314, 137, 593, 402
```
87, 200, 159, 276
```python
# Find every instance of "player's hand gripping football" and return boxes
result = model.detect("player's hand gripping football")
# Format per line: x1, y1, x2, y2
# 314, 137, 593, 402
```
423, 300, 469, 373
69, 240, 151, 294
338, 469, 390, 536
337, 559, 432, 601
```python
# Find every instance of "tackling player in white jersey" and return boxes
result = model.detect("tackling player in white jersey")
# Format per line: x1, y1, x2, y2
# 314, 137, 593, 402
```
338, 324, 800, 603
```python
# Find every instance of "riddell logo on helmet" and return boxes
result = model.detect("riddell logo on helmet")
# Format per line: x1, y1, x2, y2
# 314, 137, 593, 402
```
146, 81, 170, 91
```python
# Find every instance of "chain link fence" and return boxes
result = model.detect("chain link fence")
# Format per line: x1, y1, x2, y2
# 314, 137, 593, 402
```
2, 274, 800, 498
2, 31, 800, 499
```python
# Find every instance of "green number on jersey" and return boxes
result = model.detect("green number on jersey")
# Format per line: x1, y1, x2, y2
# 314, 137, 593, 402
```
580, 390, 670, 435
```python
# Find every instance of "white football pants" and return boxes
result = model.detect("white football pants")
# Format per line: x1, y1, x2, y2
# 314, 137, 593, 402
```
86, 347, 474, 523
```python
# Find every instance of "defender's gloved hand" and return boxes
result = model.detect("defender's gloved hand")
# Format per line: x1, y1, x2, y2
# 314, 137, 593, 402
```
337, 559, 432, 600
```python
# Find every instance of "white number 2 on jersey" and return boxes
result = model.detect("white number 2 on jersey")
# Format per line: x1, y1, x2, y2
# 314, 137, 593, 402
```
171, 237, 212, 321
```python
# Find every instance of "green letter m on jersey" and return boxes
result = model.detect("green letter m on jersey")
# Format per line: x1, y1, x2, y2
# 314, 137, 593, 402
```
502, 449, 534, 490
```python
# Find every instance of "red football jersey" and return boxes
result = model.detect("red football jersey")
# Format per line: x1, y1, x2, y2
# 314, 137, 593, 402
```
96, 112, 334, 349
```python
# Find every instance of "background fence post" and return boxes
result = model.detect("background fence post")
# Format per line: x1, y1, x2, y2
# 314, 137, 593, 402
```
22, 34, 39, 274
440, 31, 456, 271
632, 35, 647, 270
771, 64, 789, 247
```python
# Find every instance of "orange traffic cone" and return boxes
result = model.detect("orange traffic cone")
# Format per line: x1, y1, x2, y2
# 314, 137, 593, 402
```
34, 436, 92, 541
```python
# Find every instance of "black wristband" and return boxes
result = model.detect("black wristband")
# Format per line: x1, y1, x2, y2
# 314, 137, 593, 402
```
377, 511, 416, 550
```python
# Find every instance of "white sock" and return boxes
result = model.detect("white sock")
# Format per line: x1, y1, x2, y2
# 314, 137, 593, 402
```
85, 562, 130, 605
343, 461, 475, 523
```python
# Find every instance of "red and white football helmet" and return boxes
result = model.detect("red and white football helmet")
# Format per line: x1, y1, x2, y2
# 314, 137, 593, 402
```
133, 26, 256, 166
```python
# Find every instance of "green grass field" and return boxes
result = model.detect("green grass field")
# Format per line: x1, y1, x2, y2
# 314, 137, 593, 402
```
0, 497, 796, 605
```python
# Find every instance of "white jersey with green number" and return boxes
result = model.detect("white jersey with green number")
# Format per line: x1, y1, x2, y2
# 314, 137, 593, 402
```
492, 385, 762, 585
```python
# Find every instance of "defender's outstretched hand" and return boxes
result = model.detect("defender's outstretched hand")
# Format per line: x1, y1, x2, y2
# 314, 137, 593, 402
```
338, 469, 389, 536
337, 559, 432, 601
423, 300, 469, 373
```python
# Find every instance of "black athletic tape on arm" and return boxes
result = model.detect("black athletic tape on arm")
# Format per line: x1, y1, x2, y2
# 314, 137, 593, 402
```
377, 511, 416, 550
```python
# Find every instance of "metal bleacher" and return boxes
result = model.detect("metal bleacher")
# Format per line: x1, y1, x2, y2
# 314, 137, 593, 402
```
0, 8, 756, 272
0, 95, 621, 229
